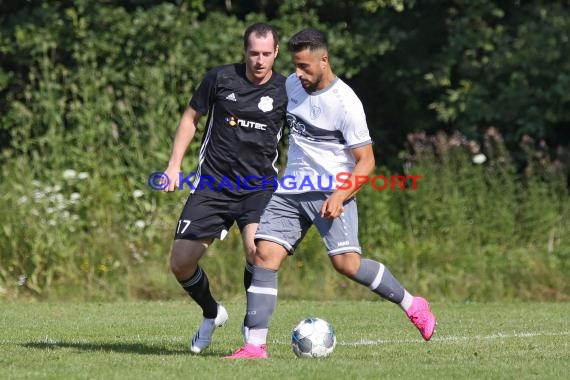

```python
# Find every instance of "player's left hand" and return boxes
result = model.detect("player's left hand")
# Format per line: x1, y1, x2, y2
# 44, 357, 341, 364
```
320, 194, 344, 219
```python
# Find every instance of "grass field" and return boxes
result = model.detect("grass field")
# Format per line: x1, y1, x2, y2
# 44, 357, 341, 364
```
1, 300, 569, 379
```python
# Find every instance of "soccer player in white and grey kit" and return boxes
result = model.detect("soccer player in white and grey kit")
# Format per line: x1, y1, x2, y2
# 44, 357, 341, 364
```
227, 28, 436, 359
162, 23, 287, 354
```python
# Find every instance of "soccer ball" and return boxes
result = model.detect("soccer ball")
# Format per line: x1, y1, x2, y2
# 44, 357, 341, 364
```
291, 317, 336, 358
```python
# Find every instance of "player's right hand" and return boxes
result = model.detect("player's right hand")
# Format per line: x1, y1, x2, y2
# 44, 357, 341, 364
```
163, 167, 180, 192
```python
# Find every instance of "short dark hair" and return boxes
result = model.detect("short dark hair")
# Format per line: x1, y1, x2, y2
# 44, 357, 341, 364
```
287, 28, 328, 53
243, 23, 279, 50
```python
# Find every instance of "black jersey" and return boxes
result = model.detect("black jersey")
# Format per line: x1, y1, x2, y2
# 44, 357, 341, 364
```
189, 63, 287, 196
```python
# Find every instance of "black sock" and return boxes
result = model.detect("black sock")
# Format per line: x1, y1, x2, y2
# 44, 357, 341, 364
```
243, 261, 255, 329
244, 261, 254, 291
179, 266, 218, 318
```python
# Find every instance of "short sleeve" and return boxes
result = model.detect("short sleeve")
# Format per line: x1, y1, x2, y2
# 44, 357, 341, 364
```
189, 68, 218, 117
340, 99, 372, 148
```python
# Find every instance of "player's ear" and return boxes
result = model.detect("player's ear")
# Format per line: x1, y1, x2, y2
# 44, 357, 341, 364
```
320, 53, 328, 69
275, 44, 279, 58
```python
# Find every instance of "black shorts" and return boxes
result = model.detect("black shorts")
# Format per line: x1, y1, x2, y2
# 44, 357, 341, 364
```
174, 190, 273, 241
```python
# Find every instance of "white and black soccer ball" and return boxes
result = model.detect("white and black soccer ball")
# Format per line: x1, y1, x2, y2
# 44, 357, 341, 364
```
291, 317, 336, 358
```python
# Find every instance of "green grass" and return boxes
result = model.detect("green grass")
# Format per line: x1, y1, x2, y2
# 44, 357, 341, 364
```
1, 300, 569, 379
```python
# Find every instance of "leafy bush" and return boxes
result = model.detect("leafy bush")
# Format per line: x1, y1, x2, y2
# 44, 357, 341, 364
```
0, 1, 568, 301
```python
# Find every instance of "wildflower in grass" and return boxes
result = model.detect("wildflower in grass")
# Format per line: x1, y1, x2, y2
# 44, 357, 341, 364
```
78, 172, 89, 180
70, 193, 81, 203
132, 189, 144, 198
17, 275, 27, 286
472, 154, 487, 164
63, 169, 77, 179
134, 220, 146, 229
49, 193, 64, 204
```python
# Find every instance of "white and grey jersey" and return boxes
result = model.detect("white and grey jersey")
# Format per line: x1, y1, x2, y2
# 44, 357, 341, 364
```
278, 74, 372, 194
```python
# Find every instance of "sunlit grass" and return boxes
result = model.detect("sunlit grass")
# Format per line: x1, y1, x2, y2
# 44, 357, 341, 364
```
1, 300, 569, 379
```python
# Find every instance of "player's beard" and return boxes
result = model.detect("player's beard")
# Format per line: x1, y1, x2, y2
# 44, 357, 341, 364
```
302, 72, 323, 93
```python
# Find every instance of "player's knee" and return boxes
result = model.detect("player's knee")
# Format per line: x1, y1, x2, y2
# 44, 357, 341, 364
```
170, 258, 198, 279
170, 255, 187, 277
169, 261, 180, 276
330, 253, 360, 278
254, 240, 286, 270
254, 247, 272, 267
332, 264, 358, 278
169, 246, 197, 278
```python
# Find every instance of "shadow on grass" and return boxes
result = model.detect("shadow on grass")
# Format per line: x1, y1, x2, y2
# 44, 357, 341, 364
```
21, 341, 229, 356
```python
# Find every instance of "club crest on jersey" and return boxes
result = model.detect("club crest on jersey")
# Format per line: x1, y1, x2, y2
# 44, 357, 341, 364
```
258, 96, 274, 112
310, 105, 321, 120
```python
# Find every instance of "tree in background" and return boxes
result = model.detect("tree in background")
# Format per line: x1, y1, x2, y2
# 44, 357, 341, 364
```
2, 0, 568, 171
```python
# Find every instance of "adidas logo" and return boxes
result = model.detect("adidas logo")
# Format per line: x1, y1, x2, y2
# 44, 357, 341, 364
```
225, 92, 237, 102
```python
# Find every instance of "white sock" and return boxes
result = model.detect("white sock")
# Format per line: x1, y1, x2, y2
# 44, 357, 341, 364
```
399, 291, 414, 312
247, 328, 268, 346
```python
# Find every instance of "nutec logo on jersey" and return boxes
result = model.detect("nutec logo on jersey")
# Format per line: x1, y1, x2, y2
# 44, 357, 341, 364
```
225, 115, 267, 130
225, 115, 238, 127
258, 96, 274, 112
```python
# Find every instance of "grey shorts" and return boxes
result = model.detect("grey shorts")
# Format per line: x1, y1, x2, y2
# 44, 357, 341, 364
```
254, 192, 361, 256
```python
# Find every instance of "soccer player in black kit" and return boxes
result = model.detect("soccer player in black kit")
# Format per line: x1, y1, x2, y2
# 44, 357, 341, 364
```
161, 23, 287, 354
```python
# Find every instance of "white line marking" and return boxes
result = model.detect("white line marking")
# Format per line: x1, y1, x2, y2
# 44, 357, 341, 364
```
338, 331, 570, 346
269, 331, 570, 346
